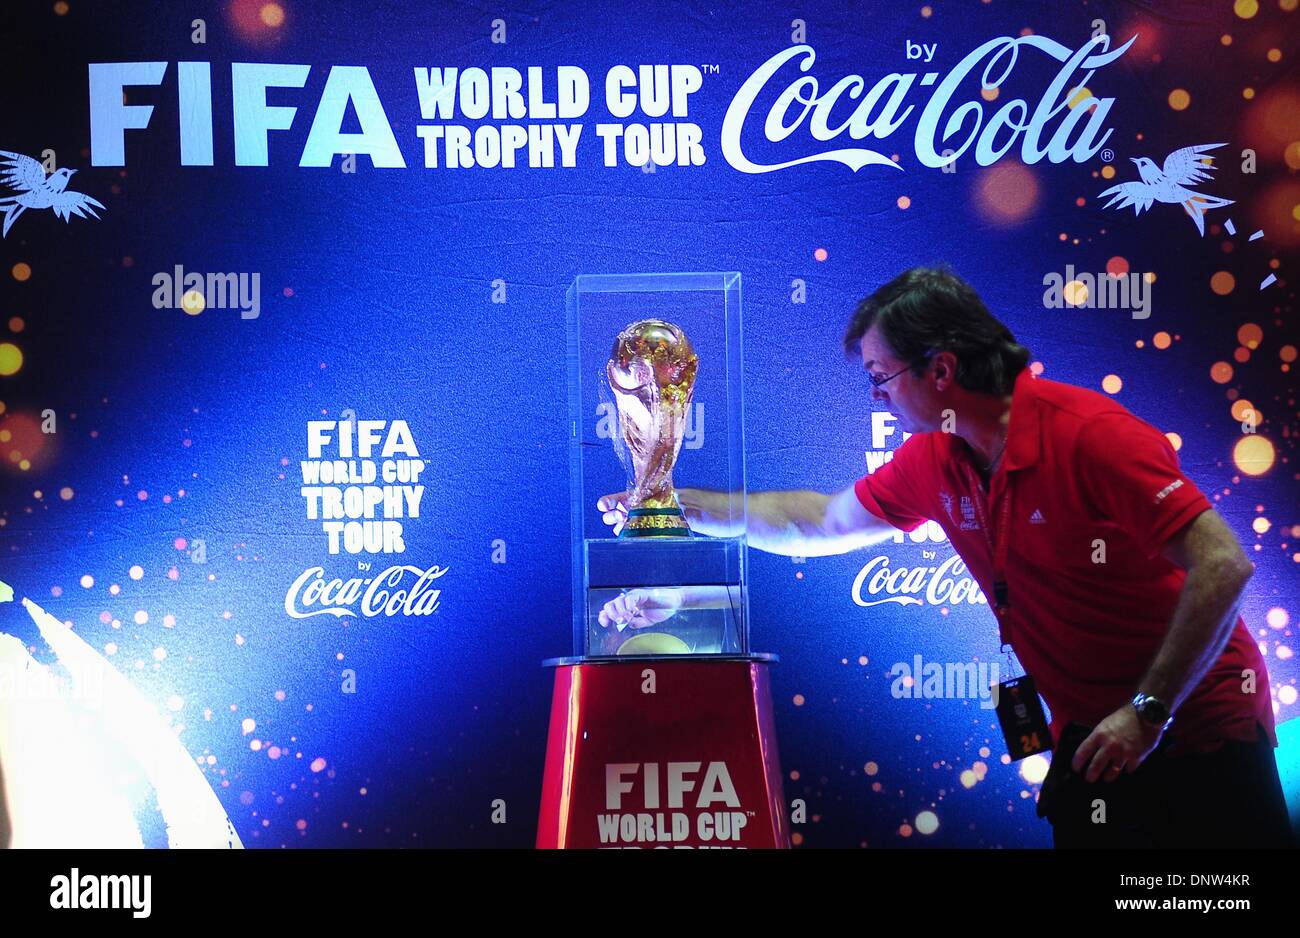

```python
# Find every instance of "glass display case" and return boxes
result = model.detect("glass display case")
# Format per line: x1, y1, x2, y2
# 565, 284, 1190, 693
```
566, 272, 748, 658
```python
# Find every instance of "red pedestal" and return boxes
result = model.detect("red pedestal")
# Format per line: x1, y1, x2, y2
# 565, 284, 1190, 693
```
536, 655, 789, 849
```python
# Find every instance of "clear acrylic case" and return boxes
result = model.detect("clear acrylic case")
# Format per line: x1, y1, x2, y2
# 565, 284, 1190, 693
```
566, 272, 748, 658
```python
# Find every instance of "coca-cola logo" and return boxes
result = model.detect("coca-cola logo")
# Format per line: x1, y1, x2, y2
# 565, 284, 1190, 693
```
721, 33, 1135, 175
851, 554, 986, 608
284, 564, 448, 619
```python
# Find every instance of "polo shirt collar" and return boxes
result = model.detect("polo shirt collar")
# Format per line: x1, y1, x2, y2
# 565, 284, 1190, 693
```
1001, 367, 1040, 472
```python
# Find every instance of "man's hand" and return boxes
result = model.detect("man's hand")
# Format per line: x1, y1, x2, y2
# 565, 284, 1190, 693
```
597, 588, 684, 631
596, 491, 629, 536
1071, 704, 1165, 783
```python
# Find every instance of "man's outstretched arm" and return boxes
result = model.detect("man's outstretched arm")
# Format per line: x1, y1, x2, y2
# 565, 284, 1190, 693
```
593, 485, 902, 625
598, 484, 901, 556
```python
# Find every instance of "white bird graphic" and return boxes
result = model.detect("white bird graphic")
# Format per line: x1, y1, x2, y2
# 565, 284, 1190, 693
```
1098, 143, 1233, 236
0, 150, 105, 238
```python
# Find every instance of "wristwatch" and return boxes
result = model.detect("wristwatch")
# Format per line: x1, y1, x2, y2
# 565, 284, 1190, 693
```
1131, 691, 1173, 732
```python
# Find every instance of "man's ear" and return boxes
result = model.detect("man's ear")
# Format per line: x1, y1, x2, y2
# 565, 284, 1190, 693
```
931, 351, 957, 390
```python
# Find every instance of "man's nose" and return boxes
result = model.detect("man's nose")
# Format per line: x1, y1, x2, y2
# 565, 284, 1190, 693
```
871, 386, 888, 403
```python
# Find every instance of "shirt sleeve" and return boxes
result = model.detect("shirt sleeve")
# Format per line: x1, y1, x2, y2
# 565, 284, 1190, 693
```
1076, 412, 1212, 558
853, 433, 932, 532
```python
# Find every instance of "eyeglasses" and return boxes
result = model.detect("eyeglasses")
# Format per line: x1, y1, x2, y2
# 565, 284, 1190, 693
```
868, 349, 937, 389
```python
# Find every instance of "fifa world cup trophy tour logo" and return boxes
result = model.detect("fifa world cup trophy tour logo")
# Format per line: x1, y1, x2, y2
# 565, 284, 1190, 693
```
607, 319, 698, 538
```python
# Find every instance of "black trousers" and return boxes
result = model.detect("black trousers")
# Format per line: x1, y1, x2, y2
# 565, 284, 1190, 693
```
1038, 722, 1294, 849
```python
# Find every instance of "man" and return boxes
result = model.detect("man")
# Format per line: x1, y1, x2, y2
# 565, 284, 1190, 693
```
596, 266, 1292, 849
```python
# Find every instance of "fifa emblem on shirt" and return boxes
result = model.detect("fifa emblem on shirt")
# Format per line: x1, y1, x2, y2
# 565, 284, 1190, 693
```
939, 490, 955, 524
960, 496, 980, 531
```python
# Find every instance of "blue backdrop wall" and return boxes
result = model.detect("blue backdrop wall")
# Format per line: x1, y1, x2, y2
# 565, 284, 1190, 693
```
0, 0, 1296, 847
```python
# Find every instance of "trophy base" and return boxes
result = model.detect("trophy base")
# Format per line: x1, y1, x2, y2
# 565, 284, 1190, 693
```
620, 506, 691, 538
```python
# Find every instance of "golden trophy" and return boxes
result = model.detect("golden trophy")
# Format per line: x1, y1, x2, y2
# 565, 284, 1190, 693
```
606, 319, 698, 537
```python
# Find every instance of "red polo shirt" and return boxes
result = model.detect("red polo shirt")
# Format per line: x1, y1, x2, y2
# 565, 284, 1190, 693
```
854, 367, 1275, 755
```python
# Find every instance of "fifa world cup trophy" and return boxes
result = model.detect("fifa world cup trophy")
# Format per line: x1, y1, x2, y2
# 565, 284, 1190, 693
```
606, 319, 698, 537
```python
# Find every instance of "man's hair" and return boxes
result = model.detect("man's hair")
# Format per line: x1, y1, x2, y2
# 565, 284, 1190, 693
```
843, 266, 1031, 396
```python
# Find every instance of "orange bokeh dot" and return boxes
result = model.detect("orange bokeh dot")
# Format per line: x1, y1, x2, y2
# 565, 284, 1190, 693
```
814, 247, 828, 262
1102, 374, 1123, 394
260, 3, 285, 28
897, 195, 912, 210
975, 163, 1039, 226
1231, 399, 1260, 423
7, 317, 23, 333
1210, 362, 1234, 384
1106, 256, 1129, 277
1153, 332, 1172, 349
11, 263, 31, 282
1210, 271, 1235, 295
1165, 432, 1182, 451
1168, 89, 1191, 111
1234, 347, 1250, 363
1237, 323, 1263, 348
1280, 345, 1297, 363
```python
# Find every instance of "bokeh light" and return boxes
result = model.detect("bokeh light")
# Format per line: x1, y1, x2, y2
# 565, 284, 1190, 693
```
181, 290, 205, 315
1210, 271, 1236, 295
974, 163, 1039, 226
1232, 435, 1275, 476
0, 343, 22, 376
1237, 323, 1263, 348
1019, 754, 1049, 784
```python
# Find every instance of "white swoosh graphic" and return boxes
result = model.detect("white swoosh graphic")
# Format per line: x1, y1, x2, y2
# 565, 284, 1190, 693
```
0, 585, 242, 848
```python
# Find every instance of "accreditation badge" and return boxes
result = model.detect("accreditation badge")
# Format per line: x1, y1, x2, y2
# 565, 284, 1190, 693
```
995, 674, 1052, 760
